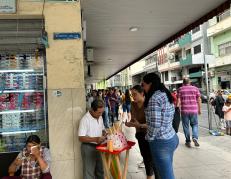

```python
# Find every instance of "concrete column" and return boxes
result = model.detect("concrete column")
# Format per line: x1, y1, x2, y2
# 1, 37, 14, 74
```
44, 3, 85, 179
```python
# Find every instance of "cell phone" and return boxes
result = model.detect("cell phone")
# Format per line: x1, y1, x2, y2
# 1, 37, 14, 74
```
30, 146, 38, 154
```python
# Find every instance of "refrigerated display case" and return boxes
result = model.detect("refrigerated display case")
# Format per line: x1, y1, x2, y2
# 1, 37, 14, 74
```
0, 50, 48, 153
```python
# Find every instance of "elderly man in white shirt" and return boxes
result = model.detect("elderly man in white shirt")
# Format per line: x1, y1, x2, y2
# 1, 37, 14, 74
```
78, 99, 106, 179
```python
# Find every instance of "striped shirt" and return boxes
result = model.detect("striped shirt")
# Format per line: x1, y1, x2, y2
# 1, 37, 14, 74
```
178, 85, 200, 114
145, 90, 175, 140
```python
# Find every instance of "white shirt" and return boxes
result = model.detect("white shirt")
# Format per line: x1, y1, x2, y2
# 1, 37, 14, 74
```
78, 111, 105, 139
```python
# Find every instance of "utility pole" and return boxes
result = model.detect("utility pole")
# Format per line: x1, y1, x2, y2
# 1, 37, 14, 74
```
204, 55, 212, 130
203, 22, 212, 130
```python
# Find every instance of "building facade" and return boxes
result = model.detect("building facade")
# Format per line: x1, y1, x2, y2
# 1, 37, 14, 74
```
207, 8, 231, 90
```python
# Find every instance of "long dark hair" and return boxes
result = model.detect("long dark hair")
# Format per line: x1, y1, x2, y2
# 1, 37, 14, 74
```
143, 73, 173, 107
125, 89, 131, 103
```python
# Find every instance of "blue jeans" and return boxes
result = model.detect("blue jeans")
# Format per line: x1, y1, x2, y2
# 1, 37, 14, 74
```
181, 113, 199, 143
122, 103, 131, 113
102, 106, 109, 128
149, 134, 179, 179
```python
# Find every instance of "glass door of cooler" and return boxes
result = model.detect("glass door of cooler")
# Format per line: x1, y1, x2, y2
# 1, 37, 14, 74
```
0, 50, 48, 153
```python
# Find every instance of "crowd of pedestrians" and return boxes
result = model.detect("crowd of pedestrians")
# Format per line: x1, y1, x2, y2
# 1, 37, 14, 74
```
82, 72, 231, 179
211, 89, 231, 134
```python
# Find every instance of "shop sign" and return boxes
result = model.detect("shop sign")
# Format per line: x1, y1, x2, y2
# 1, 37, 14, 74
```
0, 0, 16, 13
53, 32, 81, 40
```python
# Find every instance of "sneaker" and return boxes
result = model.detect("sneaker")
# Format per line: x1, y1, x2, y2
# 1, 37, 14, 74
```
193, 138, 200, 147
185, 142, 191, 148
137, 161, 145, 168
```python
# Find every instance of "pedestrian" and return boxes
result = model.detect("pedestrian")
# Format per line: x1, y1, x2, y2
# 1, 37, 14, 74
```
97, 90, 103, 100
122, 89, 132, 122
177, 78, 201, 148
171, 88, 181, 133
102, 90, 110, 128
222, 98, 231, 135
214, 90, 225, 129
114, 88, 120, 121
87, 90, 97, 110
142, 73, 179, 179
108, 88, 118, 124
3, 135, 52, 179
125, 85, 160, 179
78, 99, 106, 179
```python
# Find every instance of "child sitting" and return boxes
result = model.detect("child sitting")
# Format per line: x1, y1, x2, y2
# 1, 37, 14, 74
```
222, 98, 231, 135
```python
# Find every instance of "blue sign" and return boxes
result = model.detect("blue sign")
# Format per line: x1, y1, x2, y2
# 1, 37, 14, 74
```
53, 33, 81, 40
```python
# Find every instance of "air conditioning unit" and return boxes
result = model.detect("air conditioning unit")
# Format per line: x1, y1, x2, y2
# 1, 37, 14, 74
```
169, 53, 175, 60
86, 48, 94, 62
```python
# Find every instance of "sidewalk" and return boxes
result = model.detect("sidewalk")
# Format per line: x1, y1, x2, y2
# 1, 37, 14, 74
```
121, 126, 231, 179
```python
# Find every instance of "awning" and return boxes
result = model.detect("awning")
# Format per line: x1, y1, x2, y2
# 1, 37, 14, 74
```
82, 0, 230, 84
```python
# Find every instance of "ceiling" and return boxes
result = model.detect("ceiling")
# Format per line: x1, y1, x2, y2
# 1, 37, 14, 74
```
82, 0, 228, 84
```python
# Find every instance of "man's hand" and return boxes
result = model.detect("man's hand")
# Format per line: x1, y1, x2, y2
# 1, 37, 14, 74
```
96, 136, 106, 144
198, 109, 202, 115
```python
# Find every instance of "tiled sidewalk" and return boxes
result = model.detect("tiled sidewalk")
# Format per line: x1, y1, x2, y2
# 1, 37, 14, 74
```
121, 126, 231, 179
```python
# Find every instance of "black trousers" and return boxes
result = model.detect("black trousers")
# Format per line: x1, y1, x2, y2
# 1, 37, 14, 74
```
135, 132, 160, 178
173, 107, 181, 133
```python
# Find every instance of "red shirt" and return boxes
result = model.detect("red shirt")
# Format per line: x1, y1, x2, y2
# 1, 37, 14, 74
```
171, 92, 177, 107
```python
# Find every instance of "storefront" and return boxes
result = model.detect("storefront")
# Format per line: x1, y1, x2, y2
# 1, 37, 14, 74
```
0, 1, 85, 179
216, 66, 231, 89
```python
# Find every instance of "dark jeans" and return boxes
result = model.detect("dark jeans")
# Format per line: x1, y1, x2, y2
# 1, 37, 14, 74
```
149, 134, 179, 179
173, 107, 180, 133
135, 132, 160, 179
2, 173, 52, 179
109, 108, 116, 124
115, 105, 119, 120
181, 113, 199, 143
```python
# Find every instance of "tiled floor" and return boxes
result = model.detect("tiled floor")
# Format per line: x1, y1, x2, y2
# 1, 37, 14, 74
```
121, 126, 231, 179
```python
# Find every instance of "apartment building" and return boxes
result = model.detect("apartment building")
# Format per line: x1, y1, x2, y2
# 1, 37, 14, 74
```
207, 8, 231, 90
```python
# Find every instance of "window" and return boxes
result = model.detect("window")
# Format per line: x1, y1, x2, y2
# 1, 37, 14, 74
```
186, 49, 191, 56
145, 55, 157, 65
165, 71, 169, 81
194, 45, 201, 54
175, 50, 182, 62
192, 26, 200, 34
219, 41, 231, 56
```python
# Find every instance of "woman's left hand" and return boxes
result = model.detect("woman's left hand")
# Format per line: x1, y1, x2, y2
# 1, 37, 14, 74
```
125, 119, 140, 128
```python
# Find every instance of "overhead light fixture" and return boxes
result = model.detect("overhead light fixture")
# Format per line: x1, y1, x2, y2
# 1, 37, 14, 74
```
129, 27, 139, 32
107, 59, 113, 61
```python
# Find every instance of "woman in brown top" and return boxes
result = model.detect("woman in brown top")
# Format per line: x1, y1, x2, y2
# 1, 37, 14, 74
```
125, 85, 160, 179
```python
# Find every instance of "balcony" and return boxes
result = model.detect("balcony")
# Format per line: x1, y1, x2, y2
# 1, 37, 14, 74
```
209, 54, 231, 68
180, 54, 192, 66
192, 30, 203, 42
207, 16, 231, 37
189, 71, 203, 78
169, 42, 181, 53
178, 33, 192, 47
